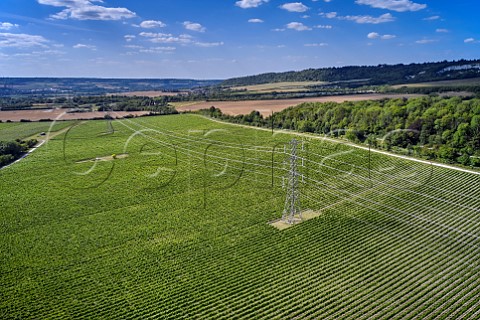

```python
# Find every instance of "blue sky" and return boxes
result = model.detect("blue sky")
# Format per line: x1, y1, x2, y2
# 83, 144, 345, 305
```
0, 0, 478, 79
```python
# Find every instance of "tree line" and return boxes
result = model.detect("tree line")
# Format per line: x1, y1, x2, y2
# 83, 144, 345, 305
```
198, 96, 480, 167
0, 139, 37, 167
0, 96, 179, 113
221, 59, 480, 87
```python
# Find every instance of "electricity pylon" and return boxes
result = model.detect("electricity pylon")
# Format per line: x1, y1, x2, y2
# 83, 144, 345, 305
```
282, 139, 302, 224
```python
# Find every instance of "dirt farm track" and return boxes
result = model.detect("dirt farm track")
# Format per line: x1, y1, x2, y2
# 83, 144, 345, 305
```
176, 94, 424, 116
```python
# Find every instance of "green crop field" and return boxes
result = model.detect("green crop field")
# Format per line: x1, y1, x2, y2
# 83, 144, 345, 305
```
391, 77, 480, 89
1, 114, 480, 319
0, 121, 73, 141
230, 81, 328, 94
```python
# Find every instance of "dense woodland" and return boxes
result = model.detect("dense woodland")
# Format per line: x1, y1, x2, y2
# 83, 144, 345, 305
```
199, 96, 480, 167
221, 60, 480, 87
0, 139, 37, 167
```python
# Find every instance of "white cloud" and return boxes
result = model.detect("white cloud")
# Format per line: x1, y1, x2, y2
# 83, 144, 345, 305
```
140, 32, 219, 48
139, 46, 176, 54
73, 43, 96, 50
37, 0, 88, 7
0, 22, 19, 30
124, 35, 136, 42
436, 29, 448, 33
329, 13, 395, 24
139, 32, 164, 38
124, 45, 143, 49
140, 20, 166, 29
315, 25, 333, 29
423, 15, 440, 21
0, 33, 49, 48
195, 41, 224, 47
355, 0, 426, 12
286, 22, 312, 31
380, 34, 396, 39
183, 21, 206, 32
464, 38, 476, 43
272, 28, 286, 32
416, 39, 436, 44
40, 49, 65, 55
280, 2, 309, 12
235, 0, 269, 9
140, 32, 194, 45
369, 32, 396, 39
304, 43, 328, 47
321, 12, 338, 18
248, 18, 264, 23
37, 0, 136, 20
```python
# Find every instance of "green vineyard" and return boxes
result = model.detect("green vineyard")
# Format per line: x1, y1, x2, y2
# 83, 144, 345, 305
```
1, 114, 479, 319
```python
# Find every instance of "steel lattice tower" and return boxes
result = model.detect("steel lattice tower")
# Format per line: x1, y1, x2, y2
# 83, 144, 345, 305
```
282, 139, 302, 224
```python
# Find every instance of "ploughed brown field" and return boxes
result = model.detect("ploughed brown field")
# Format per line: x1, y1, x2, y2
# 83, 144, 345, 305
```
0, 109, 150, 122
176, 94, 424, 117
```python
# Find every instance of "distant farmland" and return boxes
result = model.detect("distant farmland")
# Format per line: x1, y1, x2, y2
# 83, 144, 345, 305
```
176, 93, 423, 116
391, 77, 480, 88
229, 81, 328, 93
0, 109, 149, 122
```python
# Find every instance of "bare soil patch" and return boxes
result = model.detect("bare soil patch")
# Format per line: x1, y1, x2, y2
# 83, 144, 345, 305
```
177, 94, 424, 117
76, 153, 129, 163
269, 209, 322, 230
0, 109, 150, 122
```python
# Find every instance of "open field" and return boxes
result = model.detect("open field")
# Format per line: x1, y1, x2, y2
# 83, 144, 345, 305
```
391, 77, 480, 88
1, 114, 480, 318
0, 109, 149, 122
169, 101, 203, 109
229, 81, 328, 93
177, 94, 424, 116
0, 121, 73, 141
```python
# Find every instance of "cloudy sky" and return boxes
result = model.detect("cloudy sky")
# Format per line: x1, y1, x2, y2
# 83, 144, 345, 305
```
0, 0, 478, 79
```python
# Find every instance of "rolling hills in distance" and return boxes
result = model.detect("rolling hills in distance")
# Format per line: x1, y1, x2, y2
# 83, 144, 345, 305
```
1, 59, 479, 97
220, 59, 480, 87
0, 78, 222, 97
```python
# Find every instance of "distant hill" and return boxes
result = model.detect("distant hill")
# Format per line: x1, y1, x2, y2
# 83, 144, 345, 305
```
221, 59, 480, 87
0, 78, 222, 97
